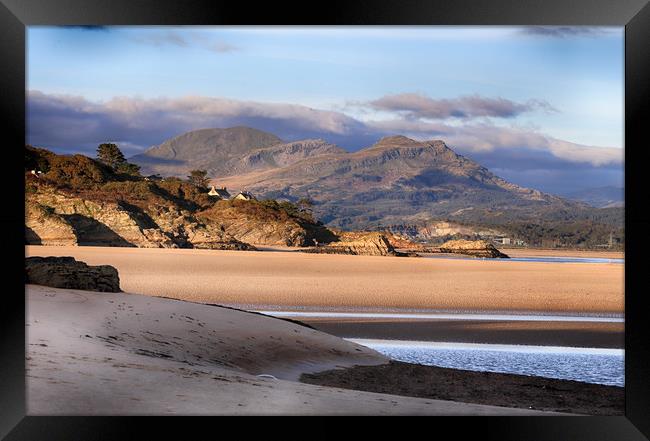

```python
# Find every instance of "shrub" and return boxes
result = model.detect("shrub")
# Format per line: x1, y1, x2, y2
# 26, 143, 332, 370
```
25, 145, 53, 173
43, 154, 113, 189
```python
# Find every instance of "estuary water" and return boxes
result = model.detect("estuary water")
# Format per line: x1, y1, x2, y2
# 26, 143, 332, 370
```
348, 339, 624, 387
421, 254, 624, 264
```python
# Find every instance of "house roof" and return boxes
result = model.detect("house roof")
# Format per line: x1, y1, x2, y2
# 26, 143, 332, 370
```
234, 191, 255, 200
208, 186, 231, 198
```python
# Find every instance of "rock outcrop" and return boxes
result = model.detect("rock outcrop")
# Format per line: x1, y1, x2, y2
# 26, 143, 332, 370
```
382, 232, 425, 251
197, 200, 337, 247
438, 239, 509, 258
25, 144, 321, 251
25, 200, 77, 246
27, 190, 173, 248
305, 232, 399, 256
26, 187, 255, 251
25, 256, 121, 292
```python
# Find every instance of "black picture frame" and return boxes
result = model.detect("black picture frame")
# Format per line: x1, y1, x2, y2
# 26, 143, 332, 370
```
1, 0, 648, 439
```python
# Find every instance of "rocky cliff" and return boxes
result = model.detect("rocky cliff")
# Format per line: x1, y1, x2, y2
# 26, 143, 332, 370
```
25, 146, 337, 250
26, 185, 256, 250
26, 200, 78, 246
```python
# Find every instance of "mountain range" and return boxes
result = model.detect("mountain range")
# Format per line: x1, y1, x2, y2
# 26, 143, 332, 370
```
131, 127, 622, 244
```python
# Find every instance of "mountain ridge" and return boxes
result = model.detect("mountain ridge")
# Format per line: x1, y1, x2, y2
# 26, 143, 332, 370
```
127, 127, 621, 247
214, 134, 572, 228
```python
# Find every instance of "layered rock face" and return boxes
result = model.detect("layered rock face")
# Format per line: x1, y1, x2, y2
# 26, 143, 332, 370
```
25, 201, 77, 246
438, 239, 509, 258
25, 256, 121, 292
26, 188, 254, 250
306, 232, 397, 256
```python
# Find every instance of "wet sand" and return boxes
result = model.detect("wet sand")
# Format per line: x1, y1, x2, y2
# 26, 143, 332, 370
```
301, 360, 624, 416
302, 319, 624, 349
26, 245, 624, 315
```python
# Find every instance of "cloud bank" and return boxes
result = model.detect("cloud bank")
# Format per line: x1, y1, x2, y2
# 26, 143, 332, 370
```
27, 90, 623, 193
367, 93, 557, 120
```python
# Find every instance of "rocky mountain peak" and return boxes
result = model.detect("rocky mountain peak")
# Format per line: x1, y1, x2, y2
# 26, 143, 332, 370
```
372, 135, 421, 147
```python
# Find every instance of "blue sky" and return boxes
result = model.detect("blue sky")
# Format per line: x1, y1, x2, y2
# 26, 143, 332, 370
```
26, 26, 624, 194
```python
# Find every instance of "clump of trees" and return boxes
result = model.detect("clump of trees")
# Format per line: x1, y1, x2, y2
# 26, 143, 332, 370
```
96, 143, 141, 176
25, 145, 53, 173
187, 169, 210, 188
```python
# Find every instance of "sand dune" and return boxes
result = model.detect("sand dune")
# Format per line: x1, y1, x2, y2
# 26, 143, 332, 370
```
26, 285, 551, 415
26, 245, 624, 314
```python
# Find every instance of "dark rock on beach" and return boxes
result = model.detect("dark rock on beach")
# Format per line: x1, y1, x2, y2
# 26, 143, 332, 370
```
25, 256, 121, 292
437, 239, 509, 258
304, 231, 401, 256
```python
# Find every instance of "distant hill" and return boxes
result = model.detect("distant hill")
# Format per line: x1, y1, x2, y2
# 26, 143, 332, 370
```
130, 127, 344, 178
218, 135, 583, 228
123, 127, 622, 247
564, 186, 624, 208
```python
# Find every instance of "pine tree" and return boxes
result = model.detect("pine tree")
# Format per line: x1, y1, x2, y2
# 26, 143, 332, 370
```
96, 143, 126, 170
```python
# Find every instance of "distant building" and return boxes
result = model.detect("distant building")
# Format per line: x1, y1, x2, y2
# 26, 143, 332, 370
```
493, 237, 511, 245
144, 174, 163, 182
208, 186, 231, 199
233, 191, 255, 201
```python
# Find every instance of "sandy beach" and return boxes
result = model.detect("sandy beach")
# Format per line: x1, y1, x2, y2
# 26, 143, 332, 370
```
26, 285, 554, 415
26, 245, 624, 315
25, 246, 624, 414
